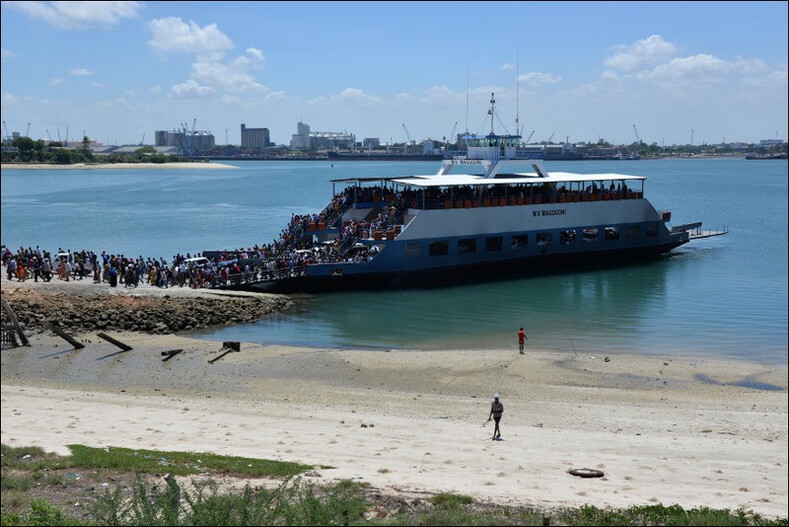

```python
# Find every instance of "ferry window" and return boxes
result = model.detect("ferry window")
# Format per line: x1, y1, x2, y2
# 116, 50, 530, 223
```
458, 238, 477, 254
583, 228, 598, 243
511, 234, 528, 249
626, 225, 641, 239
429, 240, 449, 256
404, 243, 420, 257
536, 233, 553, 246
646, 224, 658, 237
485, 236, 503, 251
560, 230, 576, 245
605, 227, 620, 241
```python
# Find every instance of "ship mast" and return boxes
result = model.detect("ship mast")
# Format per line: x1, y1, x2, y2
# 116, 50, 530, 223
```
488, 93, 496, 135
516, 50, 520, 140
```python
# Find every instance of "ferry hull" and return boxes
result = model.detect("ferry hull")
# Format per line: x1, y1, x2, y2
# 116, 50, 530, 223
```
247, 240, 686, 294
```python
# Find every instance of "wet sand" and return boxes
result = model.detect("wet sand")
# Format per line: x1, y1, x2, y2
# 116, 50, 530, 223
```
1, 279, 787, 517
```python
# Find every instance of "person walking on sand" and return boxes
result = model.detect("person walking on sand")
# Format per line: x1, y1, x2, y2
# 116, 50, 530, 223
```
488, 394, 504, 440
518, 327, 527, 354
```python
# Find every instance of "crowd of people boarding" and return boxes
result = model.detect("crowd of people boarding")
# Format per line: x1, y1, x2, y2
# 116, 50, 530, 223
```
1, 184, 409, 291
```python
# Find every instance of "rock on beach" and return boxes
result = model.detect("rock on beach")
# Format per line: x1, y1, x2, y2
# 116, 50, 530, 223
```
1, 280, 290, 335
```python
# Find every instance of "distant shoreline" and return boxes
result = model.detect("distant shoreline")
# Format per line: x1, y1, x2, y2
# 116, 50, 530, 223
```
1, 162, 237, 170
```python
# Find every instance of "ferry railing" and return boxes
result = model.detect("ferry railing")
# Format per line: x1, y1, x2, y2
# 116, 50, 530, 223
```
322, 198, 354, 229
206, 260, 310, 289
688, 225, 729, 240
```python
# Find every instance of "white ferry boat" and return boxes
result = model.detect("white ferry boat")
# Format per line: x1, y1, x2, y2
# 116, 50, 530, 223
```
208, 95, 725, 293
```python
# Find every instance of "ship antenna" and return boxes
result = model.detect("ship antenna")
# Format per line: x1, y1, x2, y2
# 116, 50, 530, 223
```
516, 50, 520, 139
465, 63, 469, 134
489, 92, 495, 135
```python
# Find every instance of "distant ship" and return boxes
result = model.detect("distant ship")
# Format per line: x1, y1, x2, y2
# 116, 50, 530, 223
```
745, 153, 788, 160
326, 151, 444, 161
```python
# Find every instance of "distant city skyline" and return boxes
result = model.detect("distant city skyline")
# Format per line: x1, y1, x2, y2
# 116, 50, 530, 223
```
1, 1, 787, 146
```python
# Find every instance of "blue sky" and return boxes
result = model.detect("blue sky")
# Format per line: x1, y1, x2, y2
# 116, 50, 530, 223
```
1, 1, 787, 146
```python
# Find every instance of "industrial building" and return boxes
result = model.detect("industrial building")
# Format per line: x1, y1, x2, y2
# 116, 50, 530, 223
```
240, 124, 271, 150
155, 128, 215, 154
290, 121, 311, 149
290, 121, 355, 150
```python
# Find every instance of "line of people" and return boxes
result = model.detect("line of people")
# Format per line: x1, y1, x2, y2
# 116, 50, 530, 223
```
1, 245, 218, 290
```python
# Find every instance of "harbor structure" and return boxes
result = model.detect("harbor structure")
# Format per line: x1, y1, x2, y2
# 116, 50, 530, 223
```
240, 124, 271, 150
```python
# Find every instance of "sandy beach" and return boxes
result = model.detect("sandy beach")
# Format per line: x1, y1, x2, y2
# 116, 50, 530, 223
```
1, 279, 787, 517
1, 162, 237, 170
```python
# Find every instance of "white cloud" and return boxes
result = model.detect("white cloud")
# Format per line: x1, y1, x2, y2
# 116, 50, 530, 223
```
244, 48, 264, 62
644, 54, 730, 86
605, 35, 678, 72
49, 78, 63, 86
518, 72, 562, 87
147, 20, 266, 95
422, 86, 462, 102
91, 82, 106, 88
191, 61, 264, 92
331, 88, 382, 106
731, 57, 769, 75
147, 17, 233, 57
741, 63, 788, 88
70, 68, 94, 76
170, 79, 215, 98
1, 49, 15, 58
4, 1, 142, 30
189, 48, 266, 92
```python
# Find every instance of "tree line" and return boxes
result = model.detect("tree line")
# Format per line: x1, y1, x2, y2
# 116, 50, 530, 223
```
1, 135, 200, 165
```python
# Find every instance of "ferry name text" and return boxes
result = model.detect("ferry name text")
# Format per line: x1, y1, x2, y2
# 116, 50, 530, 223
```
533, 209, 567, 217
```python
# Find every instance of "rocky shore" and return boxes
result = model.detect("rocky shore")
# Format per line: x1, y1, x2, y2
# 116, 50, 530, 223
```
1, 279, 290, 336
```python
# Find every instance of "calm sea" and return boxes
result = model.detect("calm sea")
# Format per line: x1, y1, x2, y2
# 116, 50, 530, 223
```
2, 158, 787, 364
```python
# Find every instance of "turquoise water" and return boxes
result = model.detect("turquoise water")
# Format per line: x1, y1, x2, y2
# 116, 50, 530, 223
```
2, 159, 787, 364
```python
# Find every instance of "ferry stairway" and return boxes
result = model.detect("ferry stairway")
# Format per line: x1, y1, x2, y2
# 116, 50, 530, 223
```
323, 199, 354, 229
277, 198, 355, 251
337, 204, 407, 257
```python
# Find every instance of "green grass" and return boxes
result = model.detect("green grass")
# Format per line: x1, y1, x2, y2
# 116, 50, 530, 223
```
1, 498, 89, 527
556, 503, 788, 526
65, 444, 315, 477
91, 475, 370, 526
428, 492, 474, 509
1, 443, 314, 478
2, 444, 787, 526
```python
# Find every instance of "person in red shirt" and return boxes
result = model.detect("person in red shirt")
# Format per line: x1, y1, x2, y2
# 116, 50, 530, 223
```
517, 327, 527, 354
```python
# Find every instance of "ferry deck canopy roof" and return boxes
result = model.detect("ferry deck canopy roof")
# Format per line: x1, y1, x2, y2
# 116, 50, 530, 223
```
389, 172, 645, 188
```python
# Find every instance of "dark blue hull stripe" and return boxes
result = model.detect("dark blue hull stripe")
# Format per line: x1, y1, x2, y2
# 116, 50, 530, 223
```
250, 241, 684, 293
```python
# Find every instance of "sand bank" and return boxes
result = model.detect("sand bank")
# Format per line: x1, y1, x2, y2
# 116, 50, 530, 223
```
1, 162, 236, 170
1, 282, 786, 517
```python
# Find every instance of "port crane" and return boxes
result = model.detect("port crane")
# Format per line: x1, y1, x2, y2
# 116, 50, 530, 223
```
402, 123, 412, 153
446, 121, 457, 147
2, 121, 9, 142
633, 124, 641, 145
25, 123, 30, 137
402, 123, 412, 144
